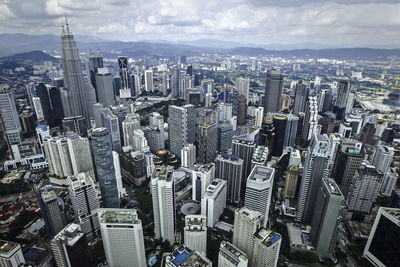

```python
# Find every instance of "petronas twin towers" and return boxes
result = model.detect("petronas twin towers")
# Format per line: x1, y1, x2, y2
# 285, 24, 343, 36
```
61, 21, 96, 126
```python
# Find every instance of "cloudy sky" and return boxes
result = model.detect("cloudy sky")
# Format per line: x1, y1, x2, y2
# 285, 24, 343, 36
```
1, 0, 400, 48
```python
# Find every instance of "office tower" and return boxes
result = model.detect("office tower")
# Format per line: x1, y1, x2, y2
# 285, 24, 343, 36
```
51, 223, 91, 267
301, 96, 319, 141
168, 104, 196, 158
251, 146, 269, 169
0, 85, 22, 146
165, 245, 212, 267
91, 128, 120, 208
120, 148, 147, 185
331, 140, 364, 196
244, 165, 274, 227
133, 73, 141, 96
284, 164, 299, 199
132, 129, 150, 152
98, 208, 146, 267
347, 163, 383, 213
60, 23, 90, 125
232, 139, 256, 181
0, 240, 25, 267
296, 134, 330, 223
204, 92, 212, 107
363, 207, 400, 266
100, 108, 121, 152
181, 144, 196, 168
67, 173, 100, 240
112, 151, 124, 199
271, 115, 287, 156
145, 69, 154, 91
201, 179, 227, 227
334, 79, 350, 119
36, 124, 50, 154
215, 154, 244, 204
232, 207, 263, 260
259, 117, 275, 150
118, 56, 129, 90
372, 145, 394, 174
217, 122, 234, 153
143, 127, 164, 152
381, 127, 395, 143
360, 122, 376, 145
38, 188, 66, 236
184, 215, 207, 255
237, 94, 247, 125
263, 68, 283, 114
62, 116, 87, 137
151, 166, 175, 243
95, 68, 115, 107
251, 228, 281, 267
171, 66, 180, 98
88, 52, 104, 95
32, 96, 45, 121
381, 168, 399, 196
122, 113, 141, 146
19, 110, 35, 134
192, 164, 215, 201
218, 241, 248, 267
292, 80, 308, 114
44, 132, 94, 179
346, 90, 355, 114
235, 77, 250, 102
284, 114, 298, 147
310, 178, 343, 259
197, 123, 218, 164
254, 107, 264, 128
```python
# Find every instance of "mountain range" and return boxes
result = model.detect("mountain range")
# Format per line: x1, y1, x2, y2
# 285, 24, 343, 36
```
1, 33, 400, 60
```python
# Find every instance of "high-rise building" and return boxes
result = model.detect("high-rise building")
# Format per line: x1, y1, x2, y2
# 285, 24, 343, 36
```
0, 85, 22, 146
197, 123, 218, 164
61, 23, 91, 125
310, 178, 343, 259
381, 168, 399, 196
32, 96, 45, 121
145, 69, 154, 91
171, 66, 180, 98
62, 116, 87, 137
38, 187, 67, 236
181, 144, 196, 168
168, 104, 196, 158
143, 126, 164, 152
100, 108, 121, 152
218, 241, 248, 267
201, 179, 227, 227
284, 164, 299, 199
296, 134, 330, 223
51, 223, 91, 267
67, 173, 100, 240
215, 154, 244, 204
251, 146, 269, 170
118, 56, 129, 90
331, 140, 364, 196
165, 245, 212, 267
301, 96, 319, 141
95, 68, 115, 107
91, 128, 120, 208
237, 94, 247, 125
36, 83, 64, 127
254, 107, 264, 128
347, 162, 383, 213
184, 215, 207, 255
334, 79, 350, 120
263, 68, 283, 114
372, 145, 394, 174
292, 80, 308, 114
244, 165, 274, 228
122, 113, 141, 147
0, 240, 25, 267
363, 207, 400, 267
191, 164, 215, 201
151, 166, 175, 243
232, 139, 256, 184
232, 207, 263, 261
98, 208, 146, 267
271, 115, 287, 157
251, 228, 281, 267
132, 129, 150, 152
217, 122, 234, 153
235, 77, 250, 102
88, 52, 104, 96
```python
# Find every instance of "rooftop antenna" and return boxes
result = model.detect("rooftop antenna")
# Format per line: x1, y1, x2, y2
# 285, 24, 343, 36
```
64, 11, 70, 33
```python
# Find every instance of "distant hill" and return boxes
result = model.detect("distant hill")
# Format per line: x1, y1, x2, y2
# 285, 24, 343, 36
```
1, 33, 400, 60
0, 50, 58, 63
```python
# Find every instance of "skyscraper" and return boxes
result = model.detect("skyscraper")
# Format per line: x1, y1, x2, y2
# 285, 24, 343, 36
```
151, 166, 175, 243
0, 240, 25, 267
235, 77, 250, 101
347, 162, 383, 213
292, 80, 308, 114
145, 69, 154, 91
88, 52, 104, 97
381, 168, 399, 196
251, 228, 281, 267
38, 187, 67, 236
296, 134, 330, 223
197, 123, 218, 164
51, 223, 92, 267
118, 56, 129, 90
62, 116, 87, 137
98, 208, 146, 267
363, 207, 400, 267
284, 164, 299, 199
36, 83, 65, 127
372, 145, 394, 174
122, 113, 141, 147
237, 94, 247, 125
91, 128, 120, 208
67, 173, 100, 240
171, 66, 180, 98
301, 96, 319, 141
100, 108, 121, 152
201, 179, 227, 228
191, 164, 215, 201
232, 139, 256, 183
244, 165, 274, 227
184, 215, 207, 256
218, 241, 249, 267
61, 22, 91, 125
263, 68, 283, 114
232, 207, 263, 262
181, 143, 196, 168
215, 154, 244, 204
0, 85, 22, 146
334, 79, 351, 120
310, 178, 343, 259
95, 68, 115, 107
251, 146, 269, 170
168, 104, 196, 158
165, 245, 212, 267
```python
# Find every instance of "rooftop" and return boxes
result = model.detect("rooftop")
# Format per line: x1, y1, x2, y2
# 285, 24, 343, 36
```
323, 178, 343, 197
248, 165, 274, 182
220, 241, 248, 261
0, 240, 19, 255
254, 228, 281, 247
169, 245, 211, 266
98, 208, 140, 224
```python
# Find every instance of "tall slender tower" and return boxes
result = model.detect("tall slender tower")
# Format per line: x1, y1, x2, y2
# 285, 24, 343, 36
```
61, 21, 90, 124
263, 68, 283, 114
